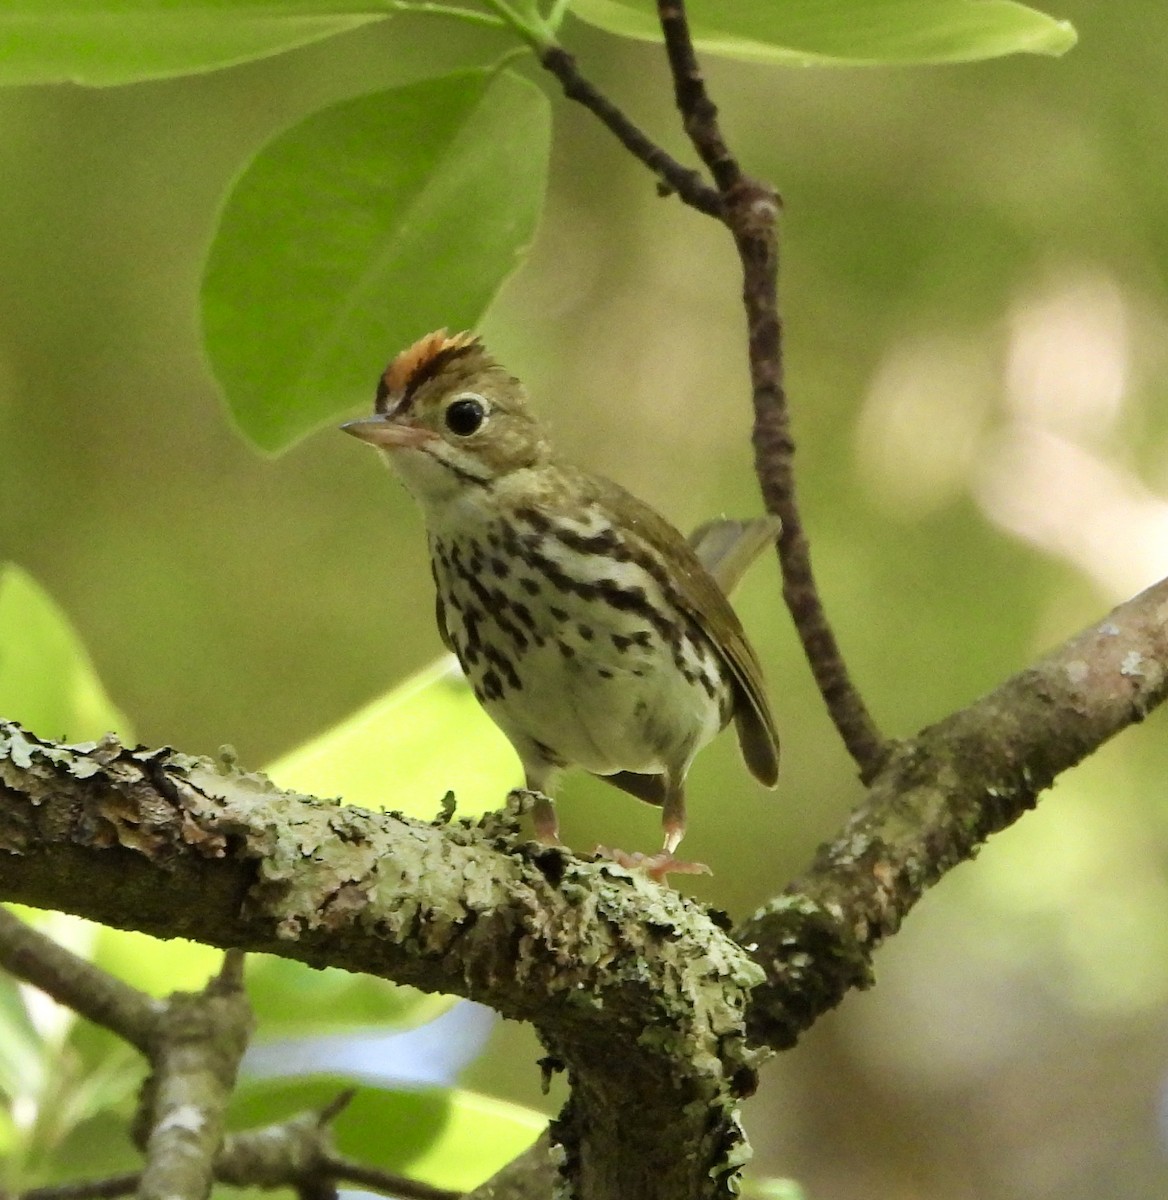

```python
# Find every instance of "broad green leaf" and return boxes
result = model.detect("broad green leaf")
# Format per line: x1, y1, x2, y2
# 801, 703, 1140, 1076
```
96, 928, 445, 1035
29, 1108, 141, 1187
405, 1089, 546, 1190
90, 924, 226, 997
0, 1105, 16, 1163
0, 564, 132, 742
0, 3, 385, 87
244, 955, 451, 1036
263, 655, 521, 820
229, 1076, 545, 1189
0, 914, 144, 1190
34, 1044, 142, 1154
202, 68, 552, 453
570, 0, 1076, 65
741, 1178, 808, 1200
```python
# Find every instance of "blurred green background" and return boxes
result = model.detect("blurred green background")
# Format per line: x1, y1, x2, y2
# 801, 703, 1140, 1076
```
2, 3, 1168, 1197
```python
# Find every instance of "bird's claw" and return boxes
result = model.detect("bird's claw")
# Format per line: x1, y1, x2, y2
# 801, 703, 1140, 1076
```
594, 846, 712, 881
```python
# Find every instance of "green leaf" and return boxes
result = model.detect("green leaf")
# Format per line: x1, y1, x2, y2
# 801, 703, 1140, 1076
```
90, 924, 228, 997
229, 1076, 545, 1189
570, 0, 1076, 65
0, 2, 386, 88
405, 1088, 546, 1190
31, 1108, 141, 1186
0, 975, 43, 1104
229, 1076, 445, 1168
263, 655, 521, 820
741, 1178, 808, 1200
95, 927, 445, 1035
0, 913, 144, 1190
0, 564, 132, 742
202, 67, 552, 453
244, 955, 451, 1036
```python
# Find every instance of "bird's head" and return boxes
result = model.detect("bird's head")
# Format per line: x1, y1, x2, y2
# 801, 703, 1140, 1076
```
342, 330, 550, 510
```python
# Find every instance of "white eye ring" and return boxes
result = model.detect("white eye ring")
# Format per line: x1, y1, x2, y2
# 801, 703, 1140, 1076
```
444, 392, 489, 437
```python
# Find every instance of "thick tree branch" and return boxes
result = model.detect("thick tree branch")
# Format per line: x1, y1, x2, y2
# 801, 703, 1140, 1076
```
2, 582, 1165, 1194
740, 574, 1168, 1047
2, 577, 1166, 1187
0, 740, 761, 1200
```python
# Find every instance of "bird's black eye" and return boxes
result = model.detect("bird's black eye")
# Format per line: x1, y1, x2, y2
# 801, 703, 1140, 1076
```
445, 394, 487, 436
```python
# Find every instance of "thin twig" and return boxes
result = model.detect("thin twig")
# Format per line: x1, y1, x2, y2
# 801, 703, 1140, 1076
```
15, 1152, 460, 1200
653, 0, 887, 779
655, 2, 740, 192
319, 1156, 461, 1200
538, 46, 724, 218
532, 8, 885, 775
18, 1175, 142, 1200
0, 907, 160, 1053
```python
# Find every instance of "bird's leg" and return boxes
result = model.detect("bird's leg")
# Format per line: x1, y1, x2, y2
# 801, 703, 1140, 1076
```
505, 788, 557, 837
661, 781, 686, 854
510, 765, 560, 845
530, 791, 559, 845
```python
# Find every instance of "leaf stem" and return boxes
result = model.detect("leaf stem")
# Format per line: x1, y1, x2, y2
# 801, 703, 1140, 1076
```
480, 0, 556, 49
388, 0, 508, 27
489, 44, 536, 74
544, 0, 574, 32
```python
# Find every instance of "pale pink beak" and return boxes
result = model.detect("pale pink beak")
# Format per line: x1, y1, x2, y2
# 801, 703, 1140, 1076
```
341, 415, 435, 449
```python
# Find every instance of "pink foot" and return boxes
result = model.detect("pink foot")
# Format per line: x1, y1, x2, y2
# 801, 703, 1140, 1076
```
594, 846, 712, 882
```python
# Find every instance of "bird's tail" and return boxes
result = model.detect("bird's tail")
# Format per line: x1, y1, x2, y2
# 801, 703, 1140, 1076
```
687, 515, 781, 596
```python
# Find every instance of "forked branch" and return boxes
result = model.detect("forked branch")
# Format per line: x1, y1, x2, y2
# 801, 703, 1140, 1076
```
536, 4, 886, 779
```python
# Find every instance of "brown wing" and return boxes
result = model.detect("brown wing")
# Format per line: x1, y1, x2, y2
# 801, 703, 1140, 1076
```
577, 469, 780, 788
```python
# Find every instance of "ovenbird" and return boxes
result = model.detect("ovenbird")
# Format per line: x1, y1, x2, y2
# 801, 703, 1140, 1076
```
342, 330, 779, 873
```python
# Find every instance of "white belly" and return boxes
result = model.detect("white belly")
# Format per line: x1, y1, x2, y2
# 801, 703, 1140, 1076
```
428, 509, 731, 781
481, 612, 724, 778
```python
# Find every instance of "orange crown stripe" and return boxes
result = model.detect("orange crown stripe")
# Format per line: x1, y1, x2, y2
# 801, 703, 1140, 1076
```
382, 329, 481, 397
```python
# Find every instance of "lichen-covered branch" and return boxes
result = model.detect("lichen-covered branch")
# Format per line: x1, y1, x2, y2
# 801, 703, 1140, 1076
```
2, 579, 1165, 1193
135, 954, 252, 1200
0, 731, 764, 1200
740, 574, 1168, 1048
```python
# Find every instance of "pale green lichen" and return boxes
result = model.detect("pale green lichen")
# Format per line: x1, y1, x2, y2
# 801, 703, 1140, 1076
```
3, 721, 770, 1196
